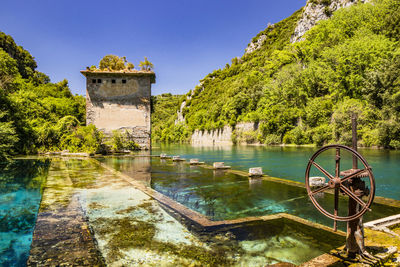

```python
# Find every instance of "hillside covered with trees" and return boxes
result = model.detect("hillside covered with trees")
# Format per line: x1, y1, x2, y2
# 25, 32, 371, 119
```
152, 0, 400, 149
0, 32, 106, 160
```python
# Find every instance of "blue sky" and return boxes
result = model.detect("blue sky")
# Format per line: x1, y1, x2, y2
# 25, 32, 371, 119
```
0, 0, 306, 96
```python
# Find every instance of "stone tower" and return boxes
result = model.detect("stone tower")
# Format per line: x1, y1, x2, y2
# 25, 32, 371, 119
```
81, 70, 155, 149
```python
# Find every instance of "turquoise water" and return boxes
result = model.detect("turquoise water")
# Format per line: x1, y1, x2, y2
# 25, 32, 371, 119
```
151, 144, 400, 200
0, 159, 49, 266
99, 156, 400, 231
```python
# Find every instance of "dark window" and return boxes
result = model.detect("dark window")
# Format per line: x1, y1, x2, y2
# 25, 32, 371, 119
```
97, 79, 102, 83
92, 79, 96, 83
112, 79, 116, 84
122, 79, 126, 84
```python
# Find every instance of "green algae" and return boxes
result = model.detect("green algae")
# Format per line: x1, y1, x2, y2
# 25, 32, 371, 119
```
87, 202, 109, 210
115, 206, 138, 214
93, 216, 234, 266
393, 227, 400, 236
137, 201, 158, 214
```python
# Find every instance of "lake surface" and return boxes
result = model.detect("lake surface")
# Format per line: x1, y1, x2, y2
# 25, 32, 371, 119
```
99, 156, 400, 232
151, 144, 400, 200
0, 159, 50, 267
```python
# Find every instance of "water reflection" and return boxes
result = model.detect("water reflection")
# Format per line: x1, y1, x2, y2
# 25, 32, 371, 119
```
100, 156, 400, 232
152, 144, 400, 200
99, 156, 151, 186
249, 177, 263, 191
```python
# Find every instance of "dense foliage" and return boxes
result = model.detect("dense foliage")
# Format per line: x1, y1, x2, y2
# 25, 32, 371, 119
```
88, 55, 154, 72
138, 57, 154, 71
154, 0, 400, 148
89, 54, 135, 71
151, 93, 189, 142
0, 32, 96, 160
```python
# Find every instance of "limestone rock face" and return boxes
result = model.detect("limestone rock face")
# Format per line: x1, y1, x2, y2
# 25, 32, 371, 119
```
291, 0, 370, 43
175, 82, 204, 125
176, 100, 186, 124
245, 34, 267, 55
245, 0, 369, 55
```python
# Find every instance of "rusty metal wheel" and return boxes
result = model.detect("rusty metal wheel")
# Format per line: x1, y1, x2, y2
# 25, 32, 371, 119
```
305, 144, 375, 222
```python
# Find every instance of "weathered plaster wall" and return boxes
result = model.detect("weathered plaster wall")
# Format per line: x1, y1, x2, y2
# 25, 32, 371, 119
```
84, 73, 153, 149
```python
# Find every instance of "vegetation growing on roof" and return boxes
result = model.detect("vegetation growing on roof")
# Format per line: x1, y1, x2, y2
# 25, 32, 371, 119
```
86, 54, 154, 72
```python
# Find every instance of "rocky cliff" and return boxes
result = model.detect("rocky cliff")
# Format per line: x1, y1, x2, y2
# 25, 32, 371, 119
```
245, 0, 367, 55
164, 0, 387, 147
191, 122, 259, 145
291, 0, 370, 42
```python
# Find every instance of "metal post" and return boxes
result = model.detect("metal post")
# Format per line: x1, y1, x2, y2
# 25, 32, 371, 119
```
352, 114, 358, 169
346, 114, 367, 256
334, 148, 340, 231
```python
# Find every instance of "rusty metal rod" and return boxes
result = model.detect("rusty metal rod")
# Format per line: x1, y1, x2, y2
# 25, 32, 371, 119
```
352, 114, 358, 169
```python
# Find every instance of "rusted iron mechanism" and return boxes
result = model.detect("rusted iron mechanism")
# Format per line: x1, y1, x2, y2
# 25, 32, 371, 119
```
305, 116, 376, 257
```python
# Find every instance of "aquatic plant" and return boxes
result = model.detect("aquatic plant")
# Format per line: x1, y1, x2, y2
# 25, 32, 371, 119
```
93, 215, 235, 266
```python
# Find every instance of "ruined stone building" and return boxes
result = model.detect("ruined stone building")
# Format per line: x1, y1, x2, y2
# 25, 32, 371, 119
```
81, 70, 155, 149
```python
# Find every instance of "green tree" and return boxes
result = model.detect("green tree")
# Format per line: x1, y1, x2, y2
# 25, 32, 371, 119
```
60, 124, 104, 153
138, 57, 154, 71
0, 111, 19, 161
99, 55, 134, 71
0, 31, 37, 79
0, 49, 19, 91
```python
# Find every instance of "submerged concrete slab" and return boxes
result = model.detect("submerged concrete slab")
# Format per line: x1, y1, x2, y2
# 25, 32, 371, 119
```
27, 160, 104, 266
27, 156, 400, 266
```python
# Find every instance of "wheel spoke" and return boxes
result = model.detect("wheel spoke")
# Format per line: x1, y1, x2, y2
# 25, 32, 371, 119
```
310, 184, 330, 195
341, 168, 368, 183
312, 161, 334, 180
340, 184, 371, 211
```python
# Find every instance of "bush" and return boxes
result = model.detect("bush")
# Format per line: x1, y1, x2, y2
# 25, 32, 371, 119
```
377, 120, 400, 148
60, 125, 104, 153
283, 126, 309, 145
264, 134, 281, 145
389, 140, 400, 149
311, 124, 333, 147
238, 130, 258, 144
109, 130, 140, 151
36, 115, 80, 151
361, 128, 379, 147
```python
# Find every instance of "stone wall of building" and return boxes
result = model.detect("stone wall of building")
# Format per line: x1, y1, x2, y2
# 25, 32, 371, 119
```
82, 71, 155, 149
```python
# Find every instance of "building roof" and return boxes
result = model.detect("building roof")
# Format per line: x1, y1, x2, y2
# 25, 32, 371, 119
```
80, 69, 156, 83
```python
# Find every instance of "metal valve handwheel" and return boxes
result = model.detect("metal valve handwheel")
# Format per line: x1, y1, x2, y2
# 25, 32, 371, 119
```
305, 144, 375, 222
